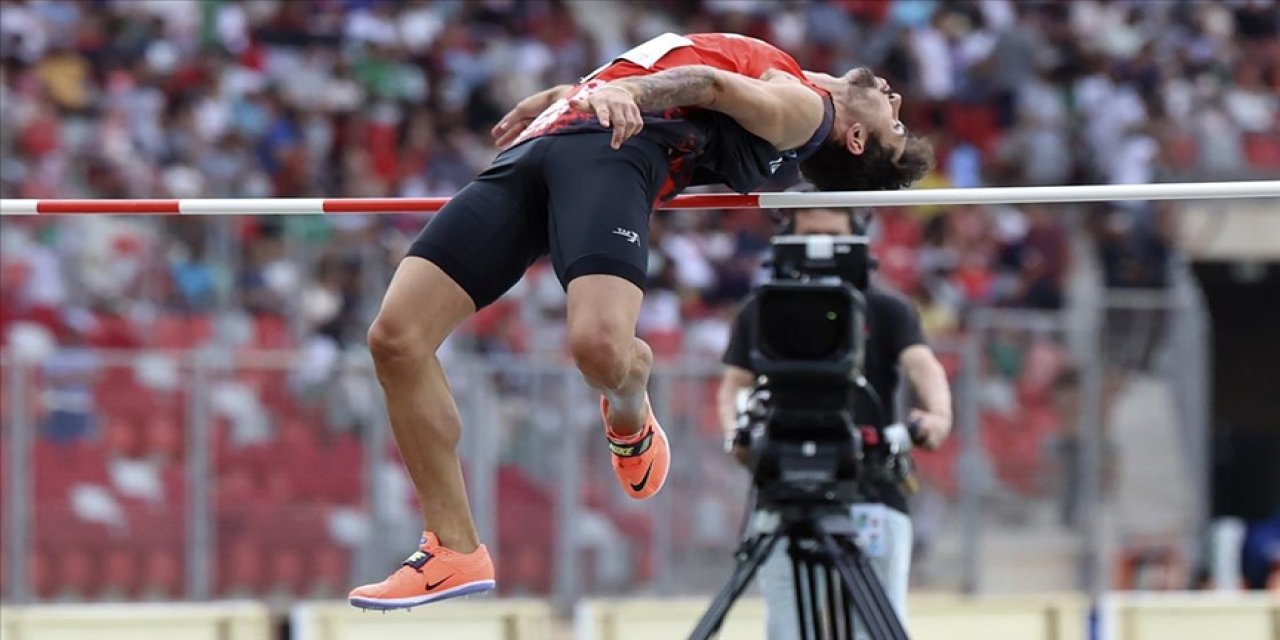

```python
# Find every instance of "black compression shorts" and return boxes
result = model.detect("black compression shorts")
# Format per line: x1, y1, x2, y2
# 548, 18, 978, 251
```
407, 132, 669, 310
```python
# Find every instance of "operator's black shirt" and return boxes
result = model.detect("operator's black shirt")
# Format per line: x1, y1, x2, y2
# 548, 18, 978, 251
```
721, 285, 927, 514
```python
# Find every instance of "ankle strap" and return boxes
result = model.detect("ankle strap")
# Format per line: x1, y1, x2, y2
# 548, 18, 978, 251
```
607, 429, 653, 457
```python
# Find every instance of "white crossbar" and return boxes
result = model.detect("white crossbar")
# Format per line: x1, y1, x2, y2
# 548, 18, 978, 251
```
1, 181, 1276, 216
754, 181, 1280, 209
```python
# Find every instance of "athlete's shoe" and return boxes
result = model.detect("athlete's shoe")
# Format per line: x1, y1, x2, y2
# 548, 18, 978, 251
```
348, 532, 495, 610
602, 394, 670, 500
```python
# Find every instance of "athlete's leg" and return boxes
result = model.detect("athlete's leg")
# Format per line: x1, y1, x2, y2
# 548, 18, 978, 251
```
367, 258, 478, 551
566, 275, 653, 434
544, 132, 671, 498
351, 144, 548, 609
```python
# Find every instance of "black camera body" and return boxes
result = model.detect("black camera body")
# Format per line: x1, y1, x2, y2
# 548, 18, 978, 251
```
699, 231, 913, 640
743, 234, 875, 507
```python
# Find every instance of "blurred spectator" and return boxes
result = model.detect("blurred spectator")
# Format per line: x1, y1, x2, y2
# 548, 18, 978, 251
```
40, 325, 99, 442
1243, 507, 1280, 590
239, 224, 299, 316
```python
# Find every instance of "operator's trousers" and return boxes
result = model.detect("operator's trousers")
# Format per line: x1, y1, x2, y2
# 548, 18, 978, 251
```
758, 506, 913, 640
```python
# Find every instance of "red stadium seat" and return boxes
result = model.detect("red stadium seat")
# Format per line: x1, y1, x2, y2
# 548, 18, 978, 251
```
161, 464, 187, 507
877, 210, 924, 248
315, 435, 363, 505
31, 549, 56, 599
267, 547, 305, 596
215, 465, 257, 511
34, 441, 77, 500
244, 368, 293, 416
644, 329, 684, 360
95, 368, 145, 413
945, 103, 1001, 152
982, 410, 1047, 496
144, 414, 184, 460
33, 440, 109, 500
151, 315, 214, 350
141, 546, 184, 600
1164, 133, 1198, 171
497, 466, 556, 595
217, 538, 265, 597
919, 448, 959, 498
261, 464, 296, 505
507, 546, 548, 596
310, 544, 350, 599
935, 351, 962, 379
102, 545, 140, 600
252, 314, 295, 349
103, 415, 144, 459
1243, 132, 1280, 170
126, 503, 185, 547
86, 312, 140, 349
56, 547, 96, 601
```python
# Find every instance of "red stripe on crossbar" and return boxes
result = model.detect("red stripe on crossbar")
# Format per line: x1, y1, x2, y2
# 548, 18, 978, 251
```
323, 198, 451, 213
37, 200, 181, 214
665, 193, 760, 209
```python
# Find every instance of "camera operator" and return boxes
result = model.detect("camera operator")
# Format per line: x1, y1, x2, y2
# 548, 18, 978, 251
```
717, 205, 953, 640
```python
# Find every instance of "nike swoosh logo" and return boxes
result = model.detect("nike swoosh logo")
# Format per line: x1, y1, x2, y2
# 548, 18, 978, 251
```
629, 462, 654, 493
424, 574, 454, 591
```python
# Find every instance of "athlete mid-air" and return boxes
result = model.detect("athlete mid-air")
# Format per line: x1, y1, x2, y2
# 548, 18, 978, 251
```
348, 32, 932, 610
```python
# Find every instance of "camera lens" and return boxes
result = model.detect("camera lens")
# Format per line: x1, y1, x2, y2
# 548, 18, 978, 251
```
758, 288, 851, 361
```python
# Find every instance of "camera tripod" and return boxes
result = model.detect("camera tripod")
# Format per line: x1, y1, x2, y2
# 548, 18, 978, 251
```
689, 502, 910, 640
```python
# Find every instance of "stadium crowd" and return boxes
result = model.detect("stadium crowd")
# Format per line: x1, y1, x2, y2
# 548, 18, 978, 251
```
3, 0, 1276, 358
1, 0, 1277, 602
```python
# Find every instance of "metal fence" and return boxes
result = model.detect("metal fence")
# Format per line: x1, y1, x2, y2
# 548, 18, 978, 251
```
0, 290, 1208, 608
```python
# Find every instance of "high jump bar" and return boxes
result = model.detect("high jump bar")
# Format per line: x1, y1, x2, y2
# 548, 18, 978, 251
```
1, 181, 1276, 215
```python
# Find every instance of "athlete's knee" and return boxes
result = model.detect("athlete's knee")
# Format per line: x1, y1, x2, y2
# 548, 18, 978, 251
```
367, 310, 434, 371
568, 324, 632, 390
369, 258, 474, 371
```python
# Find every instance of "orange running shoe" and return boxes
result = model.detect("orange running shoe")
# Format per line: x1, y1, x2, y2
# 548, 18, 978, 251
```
348, 532, 495, 610
602, 394, 670, 500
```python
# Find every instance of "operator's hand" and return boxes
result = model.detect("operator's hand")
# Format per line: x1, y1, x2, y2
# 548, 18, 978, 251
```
492, 90, 559, 149
570, 84, 644, 149
908, 409, 951, 450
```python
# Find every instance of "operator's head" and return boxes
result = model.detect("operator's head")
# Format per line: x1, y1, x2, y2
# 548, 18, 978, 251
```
803, 67, 933, 192
790, 208, 854, 236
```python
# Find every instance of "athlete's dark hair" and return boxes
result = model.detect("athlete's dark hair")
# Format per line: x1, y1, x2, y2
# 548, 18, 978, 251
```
799, 133, 933, 192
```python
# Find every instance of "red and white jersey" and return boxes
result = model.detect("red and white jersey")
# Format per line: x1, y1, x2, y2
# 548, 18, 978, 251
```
512, 32, 830, 146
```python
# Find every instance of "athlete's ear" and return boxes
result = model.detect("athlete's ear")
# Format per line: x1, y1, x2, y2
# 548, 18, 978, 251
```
844, 124, 867, 156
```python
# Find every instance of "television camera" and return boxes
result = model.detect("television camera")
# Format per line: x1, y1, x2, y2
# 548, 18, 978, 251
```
691, 226, 917, 640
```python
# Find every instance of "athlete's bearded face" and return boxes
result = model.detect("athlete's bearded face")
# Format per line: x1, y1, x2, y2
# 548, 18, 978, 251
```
838, 67, 907, 161
798, 67, 932, 191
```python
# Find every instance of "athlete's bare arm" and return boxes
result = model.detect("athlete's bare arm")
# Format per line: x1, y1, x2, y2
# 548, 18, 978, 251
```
491, 84, 574, 148
621, 66, 825, 150
568, 65, 826, 151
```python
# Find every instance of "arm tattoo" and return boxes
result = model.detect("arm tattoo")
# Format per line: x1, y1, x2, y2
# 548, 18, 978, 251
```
613, 66, 717, 111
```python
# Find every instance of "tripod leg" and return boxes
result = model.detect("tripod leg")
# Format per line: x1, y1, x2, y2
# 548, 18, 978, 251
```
791, 551, 813, 640
848, 543, 909, 640
807, 554, 824, 640
795, 544, 845, 640
826, 566, 848, 640
818, 532, 911, 640
688, 533, 782, 640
